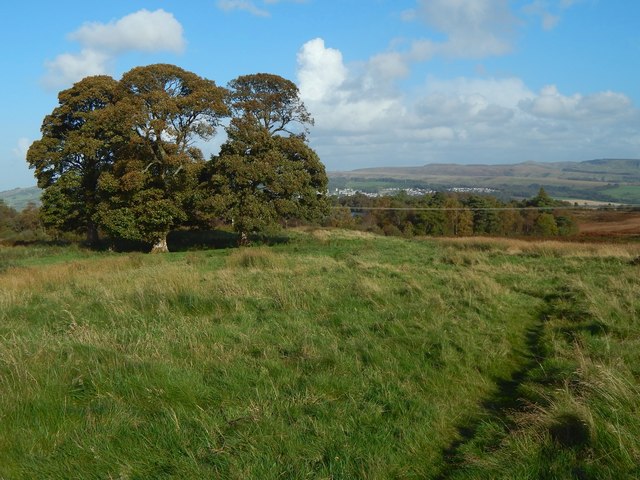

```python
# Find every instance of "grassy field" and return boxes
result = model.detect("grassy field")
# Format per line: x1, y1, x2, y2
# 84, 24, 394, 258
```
1, 231, 639, 479
599, 185, 640, 204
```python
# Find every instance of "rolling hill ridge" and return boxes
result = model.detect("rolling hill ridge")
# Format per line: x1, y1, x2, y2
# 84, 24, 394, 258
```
328, 158, 640, 204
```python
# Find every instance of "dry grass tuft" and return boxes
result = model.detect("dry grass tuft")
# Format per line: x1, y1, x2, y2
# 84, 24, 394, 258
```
435, 236, 640, 258
225, 247, 280, 269
297, 227, 379, 242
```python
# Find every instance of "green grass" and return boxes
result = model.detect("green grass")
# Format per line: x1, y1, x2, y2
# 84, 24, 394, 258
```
0, 244, 99, 273
1, 231, 639, 478
599, 185, 640, 204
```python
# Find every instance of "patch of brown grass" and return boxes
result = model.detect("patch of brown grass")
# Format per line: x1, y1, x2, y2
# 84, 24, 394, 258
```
434, 236, 640, 258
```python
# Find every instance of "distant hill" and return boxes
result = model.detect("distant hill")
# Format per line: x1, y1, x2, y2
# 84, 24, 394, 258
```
328, 159, 640, 204
0, 186, 41, 210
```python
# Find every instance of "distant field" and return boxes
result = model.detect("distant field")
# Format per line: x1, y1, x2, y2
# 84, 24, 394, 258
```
1, 231, 639, 478
599, 185, 640, 203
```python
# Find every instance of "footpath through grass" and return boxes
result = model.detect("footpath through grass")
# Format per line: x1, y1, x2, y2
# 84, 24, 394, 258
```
0, 231, 639, 478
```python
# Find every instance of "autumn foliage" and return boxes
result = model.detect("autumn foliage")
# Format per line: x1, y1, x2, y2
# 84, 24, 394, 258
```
27, 66, 328, 251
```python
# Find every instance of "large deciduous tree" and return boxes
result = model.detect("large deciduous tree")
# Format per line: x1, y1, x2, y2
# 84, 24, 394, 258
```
96, 64, 228, 252
200, 73, 328, 243
27, 75, 119, 244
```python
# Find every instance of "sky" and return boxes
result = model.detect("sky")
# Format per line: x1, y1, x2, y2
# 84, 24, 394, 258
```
1, 0, 639, 190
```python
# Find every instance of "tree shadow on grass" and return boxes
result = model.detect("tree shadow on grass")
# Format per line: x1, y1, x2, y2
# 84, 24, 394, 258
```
167, 229, 290, 252
84, 229, 290, 253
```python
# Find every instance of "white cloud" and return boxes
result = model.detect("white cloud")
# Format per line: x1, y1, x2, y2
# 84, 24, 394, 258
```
405, 0, 517, 58
43, 50, 111, 90
297, 38, 348, 102
217, 0, 270, 17
12, 137, 31, 160
523, 0, 586, 30
216, 0, 307, 17
423, 77, 534, 110
297, 38, 403, 134
296, 38, 640, 169
368, 52, 412, 83
520, 85, 635, 123
349, 0, 522, 94
43, 9, 185, 89
393, 0, 590, 78
70, 9, 185, 54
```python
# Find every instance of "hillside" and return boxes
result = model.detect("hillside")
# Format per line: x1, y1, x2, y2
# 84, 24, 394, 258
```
0, 186, 40, 210
329, 158, 640, 204
1, 231, 639, 478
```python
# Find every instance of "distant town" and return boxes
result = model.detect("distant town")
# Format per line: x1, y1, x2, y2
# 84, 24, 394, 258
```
332, 186, 498, 198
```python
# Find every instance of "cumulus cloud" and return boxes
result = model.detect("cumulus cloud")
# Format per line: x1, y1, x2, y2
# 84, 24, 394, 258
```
296, 38, 639, 169
520, 85, 634, 120
297, 39, 348, 102
43, 9, 185, 89
405, 0, 517, 58
70, 9, 185, 54
43, 50, 111, 90
297, 38, 403, 134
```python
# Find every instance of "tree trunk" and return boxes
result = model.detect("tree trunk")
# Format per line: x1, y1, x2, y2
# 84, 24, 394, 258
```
86, 221, 99, 247
150, 234, 169, 253
238, 231, 249, 246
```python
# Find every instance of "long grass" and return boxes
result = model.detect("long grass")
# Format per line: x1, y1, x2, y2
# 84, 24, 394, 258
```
0, 230, 638, 478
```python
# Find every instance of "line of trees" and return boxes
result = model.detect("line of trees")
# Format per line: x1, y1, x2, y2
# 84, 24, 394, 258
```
328, 188, 579, 238
27, 65, 329, 251
0, 200, 46, 243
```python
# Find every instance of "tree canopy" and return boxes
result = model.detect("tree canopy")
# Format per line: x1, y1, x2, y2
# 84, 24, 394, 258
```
95, 64, 228, 252
200, 73, 328, 243
26, 75, 119, 244
27, 67, 328, 251
227, 73, 313, 137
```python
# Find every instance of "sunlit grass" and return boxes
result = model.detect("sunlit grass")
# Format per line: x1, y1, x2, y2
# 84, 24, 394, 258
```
0, 231, 638, 478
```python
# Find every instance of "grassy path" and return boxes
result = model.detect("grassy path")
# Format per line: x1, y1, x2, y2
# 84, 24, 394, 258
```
436, 294, 548, 479
430, 249, 640, 479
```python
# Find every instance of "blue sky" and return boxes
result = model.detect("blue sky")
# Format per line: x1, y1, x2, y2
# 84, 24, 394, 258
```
1, 0, 639, 190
